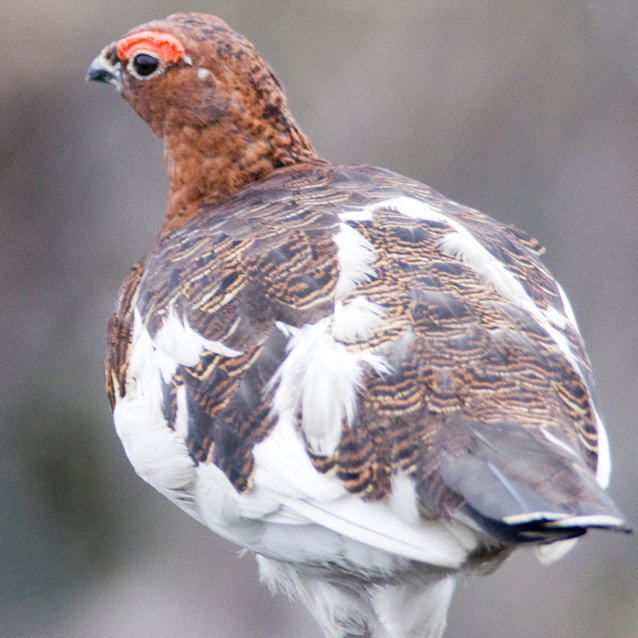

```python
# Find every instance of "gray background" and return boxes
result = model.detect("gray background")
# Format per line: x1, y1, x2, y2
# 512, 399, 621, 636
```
2, 1, 637, 637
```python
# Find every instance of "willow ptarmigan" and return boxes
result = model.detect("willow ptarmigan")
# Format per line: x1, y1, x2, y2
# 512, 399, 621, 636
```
87, 12, 627, 638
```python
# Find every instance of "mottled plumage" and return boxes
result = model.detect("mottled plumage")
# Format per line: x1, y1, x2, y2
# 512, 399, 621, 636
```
89, 13, 627, 638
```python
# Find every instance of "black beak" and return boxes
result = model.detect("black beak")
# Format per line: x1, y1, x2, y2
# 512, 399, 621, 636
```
86, 59, 115, 83
86, 43, 123, 92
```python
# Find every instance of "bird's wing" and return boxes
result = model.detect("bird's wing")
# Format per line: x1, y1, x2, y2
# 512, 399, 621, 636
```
107, 163, 625, 572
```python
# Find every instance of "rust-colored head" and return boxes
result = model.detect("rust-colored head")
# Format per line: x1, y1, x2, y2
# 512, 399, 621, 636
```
88, 13, 321, 233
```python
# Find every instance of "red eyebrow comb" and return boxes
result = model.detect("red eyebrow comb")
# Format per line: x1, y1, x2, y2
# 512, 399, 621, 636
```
116, 30, 186, 63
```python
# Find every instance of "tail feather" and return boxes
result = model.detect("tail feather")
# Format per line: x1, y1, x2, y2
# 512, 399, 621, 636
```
436, 418, 629, 544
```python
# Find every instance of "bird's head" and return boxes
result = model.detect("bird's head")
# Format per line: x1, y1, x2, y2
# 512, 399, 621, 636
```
87, 13, 320, 232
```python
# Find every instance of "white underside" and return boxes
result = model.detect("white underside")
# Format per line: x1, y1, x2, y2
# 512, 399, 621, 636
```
115, 383, 477, 576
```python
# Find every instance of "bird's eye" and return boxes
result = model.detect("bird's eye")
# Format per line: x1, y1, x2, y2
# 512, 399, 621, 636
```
130, 52, 160, 78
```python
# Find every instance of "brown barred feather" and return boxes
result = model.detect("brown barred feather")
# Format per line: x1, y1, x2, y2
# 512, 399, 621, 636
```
108, 163, 605, 510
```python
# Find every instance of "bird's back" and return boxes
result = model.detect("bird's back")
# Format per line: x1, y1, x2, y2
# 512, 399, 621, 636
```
107, 163, 623, 564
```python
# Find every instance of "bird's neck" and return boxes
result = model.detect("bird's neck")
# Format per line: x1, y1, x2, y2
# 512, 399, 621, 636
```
161, 115, 322, 236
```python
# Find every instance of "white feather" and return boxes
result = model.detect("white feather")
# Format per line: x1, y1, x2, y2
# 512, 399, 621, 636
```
332, 296, 387, 343
544, 304, 568, 330
540, 427, 580, 458
438, 228, 532, 308
372, 578, 456, 638
276, 495, 470, 568
115, 309, 243, 526
154, 307, 242, 364
252, 410, 477, 570
113, 395, 197, 512
548, 514, 625, 528
535, 538, 579, 565
338, 196, 443, 224
593, 404, 612, 489
339, 208, 375, 222
388, 473, 420, 525
556, 280, 580, 331
269, 317, 389, 455
253, 408, 347, 502
503, 511, 624, 528
371, 196, 449, 224
333, 223, 377, 299
258, 557, 377, 638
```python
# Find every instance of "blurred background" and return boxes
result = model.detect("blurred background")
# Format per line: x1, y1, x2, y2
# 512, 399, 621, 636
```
2, 1, 637, 636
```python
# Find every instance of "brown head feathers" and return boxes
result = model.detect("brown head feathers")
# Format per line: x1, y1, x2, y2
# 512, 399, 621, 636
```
106, 13, 322, 234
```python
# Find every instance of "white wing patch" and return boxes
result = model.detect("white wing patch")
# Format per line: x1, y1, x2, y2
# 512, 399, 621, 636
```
154, 307, 242, 365
552, 288, 612, 489
338, 208, 375, 223
253, 411, 348, 502
270, 317, 390, 455
439, 228, 532, 305
370, 196, 449, 223
174, 384, 189, 440
116, 312, 198, 515
546, 513, 625, 528
333, 223, 377, 299
332, 296, 387, 343
255, 410, 470, 568
128, 311, 166, 408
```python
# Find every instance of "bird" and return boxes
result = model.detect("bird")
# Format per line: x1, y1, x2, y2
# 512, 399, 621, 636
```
87, 13, 627, 638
